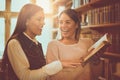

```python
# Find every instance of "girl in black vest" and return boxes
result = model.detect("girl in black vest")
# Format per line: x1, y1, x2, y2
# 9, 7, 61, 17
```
1, 4, 64, 80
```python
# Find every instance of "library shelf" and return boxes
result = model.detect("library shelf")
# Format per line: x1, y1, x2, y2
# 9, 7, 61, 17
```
81, 23, 120, 28
75, 0, 120, 14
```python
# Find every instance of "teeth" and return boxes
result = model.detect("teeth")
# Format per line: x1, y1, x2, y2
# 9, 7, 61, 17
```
62, 30, 69, 32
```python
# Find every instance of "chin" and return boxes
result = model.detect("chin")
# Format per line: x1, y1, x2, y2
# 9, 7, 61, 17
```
37, 33, 42, 36
62, 36, 69, 38
35, 32, 42, 36
62, 34, 69, 37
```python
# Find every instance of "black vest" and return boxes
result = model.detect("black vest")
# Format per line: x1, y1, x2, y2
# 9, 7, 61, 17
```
7, 33, 46, 80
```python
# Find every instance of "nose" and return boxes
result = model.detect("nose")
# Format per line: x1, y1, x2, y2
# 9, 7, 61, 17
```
60, 22, 66, 28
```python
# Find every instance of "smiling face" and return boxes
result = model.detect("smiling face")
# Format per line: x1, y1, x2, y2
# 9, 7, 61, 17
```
25, 10, 45, 37
59, 13, 78, 39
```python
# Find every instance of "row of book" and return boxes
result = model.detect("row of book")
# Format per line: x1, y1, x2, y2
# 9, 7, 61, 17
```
73, 0, 105, 8
106, 29, 120, 54
86, 3, 120, 25
81, 27, 120, 54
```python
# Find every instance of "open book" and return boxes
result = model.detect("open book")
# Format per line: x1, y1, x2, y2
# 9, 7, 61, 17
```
83, 33, 111, 62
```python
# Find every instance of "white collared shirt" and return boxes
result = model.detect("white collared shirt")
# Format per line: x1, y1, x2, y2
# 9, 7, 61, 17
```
23, 32, 38, 45
7, 35, 63, 80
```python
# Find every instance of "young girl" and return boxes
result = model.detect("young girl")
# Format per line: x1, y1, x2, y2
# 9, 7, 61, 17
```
46, 9, 93, 80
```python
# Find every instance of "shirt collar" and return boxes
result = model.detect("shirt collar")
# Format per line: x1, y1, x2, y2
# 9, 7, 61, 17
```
23, 32, 38, 45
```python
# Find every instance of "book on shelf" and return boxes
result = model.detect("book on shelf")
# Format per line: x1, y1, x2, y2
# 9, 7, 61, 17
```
86, 2, 120, 26
83, 33, 111, 62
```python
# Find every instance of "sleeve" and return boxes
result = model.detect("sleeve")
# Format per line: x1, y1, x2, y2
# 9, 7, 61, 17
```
46, 41, 60, 64
43, 60, 62, 75
7, 39, 62, 80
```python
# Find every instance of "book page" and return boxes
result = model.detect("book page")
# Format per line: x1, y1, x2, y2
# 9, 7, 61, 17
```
83, 33, 111, 62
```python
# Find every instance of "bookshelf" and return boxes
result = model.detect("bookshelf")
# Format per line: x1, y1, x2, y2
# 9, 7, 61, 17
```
81, 23, 120, 28
75, 0, 120, 14
104, 52, 120, 61
74, 0, 120, 80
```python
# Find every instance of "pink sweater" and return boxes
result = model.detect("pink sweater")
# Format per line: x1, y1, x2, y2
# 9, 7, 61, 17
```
46, 38, 93, 80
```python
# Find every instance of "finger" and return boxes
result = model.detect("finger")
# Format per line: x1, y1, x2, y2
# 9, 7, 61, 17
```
71, 63, 81, 65
64, 64, 77, 68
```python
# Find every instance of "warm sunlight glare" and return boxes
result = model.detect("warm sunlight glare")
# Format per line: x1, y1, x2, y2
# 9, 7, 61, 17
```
36, 0, 52, 13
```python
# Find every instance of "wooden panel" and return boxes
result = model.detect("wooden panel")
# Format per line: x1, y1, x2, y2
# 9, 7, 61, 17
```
0, 11, 5, 17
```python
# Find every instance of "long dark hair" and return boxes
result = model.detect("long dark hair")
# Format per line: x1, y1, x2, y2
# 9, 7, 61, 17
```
1, 4, 43, 79
59, 9, 81, 41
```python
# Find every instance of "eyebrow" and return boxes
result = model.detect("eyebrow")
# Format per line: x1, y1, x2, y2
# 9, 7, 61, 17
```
59, 20, 72, 21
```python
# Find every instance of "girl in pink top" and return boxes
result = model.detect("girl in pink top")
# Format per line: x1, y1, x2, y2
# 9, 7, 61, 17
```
46, 9, 93, 80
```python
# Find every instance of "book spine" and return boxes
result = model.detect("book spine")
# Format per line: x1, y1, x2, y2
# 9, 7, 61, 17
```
85, 1, 120, 25
117, 2, 120, 23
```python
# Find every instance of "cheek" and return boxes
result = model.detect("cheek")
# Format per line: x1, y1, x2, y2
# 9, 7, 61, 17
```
69, 25, 76, 33
70, 28, 76, 35
31, 20, 39, 29
28, 21, 39, 32
29, 22, 36, 30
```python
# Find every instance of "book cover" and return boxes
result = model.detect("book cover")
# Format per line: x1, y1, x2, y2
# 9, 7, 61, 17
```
83, 33, 111, 62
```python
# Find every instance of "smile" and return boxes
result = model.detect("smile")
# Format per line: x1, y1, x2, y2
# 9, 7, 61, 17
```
61, 29, 69, 32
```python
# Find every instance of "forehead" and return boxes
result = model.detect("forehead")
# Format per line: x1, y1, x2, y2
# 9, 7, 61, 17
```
59, 13, 72, 21
32, 11, 44, 18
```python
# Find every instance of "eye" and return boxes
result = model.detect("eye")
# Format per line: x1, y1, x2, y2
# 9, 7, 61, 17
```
66, 21, 70, 24
37, 17, 44, 21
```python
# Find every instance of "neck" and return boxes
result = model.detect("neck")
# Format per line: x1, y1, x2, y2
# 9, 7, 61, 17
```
24, 31, 36, 39
60, 38, 78, 45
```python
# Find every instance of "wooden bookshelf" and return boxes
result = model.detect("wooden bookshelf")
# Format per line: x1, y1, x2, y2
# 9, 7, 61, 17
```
75, 0, 120, 14
81, 23, 120, 28
104, 52, 120, 60
74, 0, 120, 80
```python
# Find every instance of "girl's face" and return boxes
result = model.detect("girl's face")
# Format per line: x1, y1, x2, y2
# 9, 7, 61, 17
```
59, 13, 77, 39
26, 11, 45, 36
